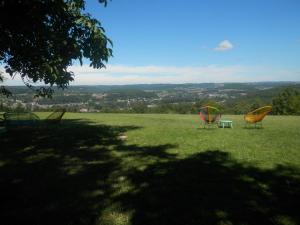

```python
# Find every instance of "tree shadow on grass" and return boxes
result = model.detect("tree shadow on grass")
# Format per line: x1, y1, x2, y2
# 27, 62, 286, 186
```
0, 119, 175, 225
115, 150, 300, 225
1, 120, 300, 225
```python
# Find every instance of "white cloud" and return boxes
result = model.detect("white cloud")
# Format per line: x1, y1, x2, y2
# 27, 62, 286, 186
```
214, 40, 234, 51
69, 64, 245, 76
67, 64, 248, 85
68, 64, 300, 84
2, 64, 300, 86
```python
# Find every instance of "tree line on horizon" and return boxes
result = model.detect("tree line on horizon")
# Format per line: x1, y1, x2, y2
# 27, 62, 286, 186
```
126, 87, 300, 115
1, 87, 299, 115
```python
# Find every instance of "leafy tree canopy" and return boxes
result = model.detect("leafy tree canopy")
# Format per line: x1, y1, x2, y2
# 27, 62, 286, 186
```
0, 0, 112, 97
272, 88, 300, 115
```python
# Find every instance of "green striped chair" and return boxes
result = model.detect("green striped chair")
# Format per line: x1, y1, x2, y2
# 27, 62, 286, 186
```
3, 109, 66, 130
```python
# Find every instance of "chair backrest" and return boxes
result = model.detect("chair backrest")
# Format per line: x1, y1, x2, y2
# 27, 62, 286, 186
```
199, 106, 221, 124
244, 106, 272, 123
3, 112, 40, 127
45, 109, 66, 124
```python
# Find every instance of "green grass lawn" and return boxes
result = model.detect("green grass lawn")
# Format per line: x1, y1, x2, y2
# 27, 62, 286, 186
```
1, 113, 300, 225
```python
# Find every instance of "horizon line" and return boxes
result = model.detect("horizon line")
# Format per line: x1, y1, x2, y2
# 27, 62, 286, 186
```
3, 80, 300, 87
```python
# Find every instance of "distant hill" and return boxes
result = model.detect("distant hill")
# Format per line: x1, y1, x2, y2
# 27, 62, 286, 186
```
1, 82, 300, 114
4, 81, 300, 93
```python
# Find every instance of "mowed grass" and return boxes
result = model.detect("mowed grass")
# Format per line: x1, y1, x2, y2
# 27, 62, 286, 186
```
1, 113, 300, 225
74, 114, 300, 168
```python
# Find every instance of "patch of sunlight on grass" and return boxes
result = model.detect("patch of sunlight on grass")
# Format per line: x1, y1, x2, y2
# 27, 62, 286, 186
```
81, 189, 105, 198
62, 163, 84, 175
0, 160, 8, 167
215, 210, 232, 225
25, 152, 58, 163
22, 146, 35, 152
274, 215, 297, 225
100, 209, 132, 225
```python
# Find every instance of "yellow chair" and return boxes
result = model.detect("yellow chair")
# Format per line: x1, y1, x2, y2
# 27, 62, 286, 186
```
244, 106, 272, 128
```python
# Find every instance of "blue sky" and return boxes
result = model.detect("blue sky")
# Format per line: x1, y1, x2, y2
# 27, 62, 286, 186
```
3, 0, 300, 85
